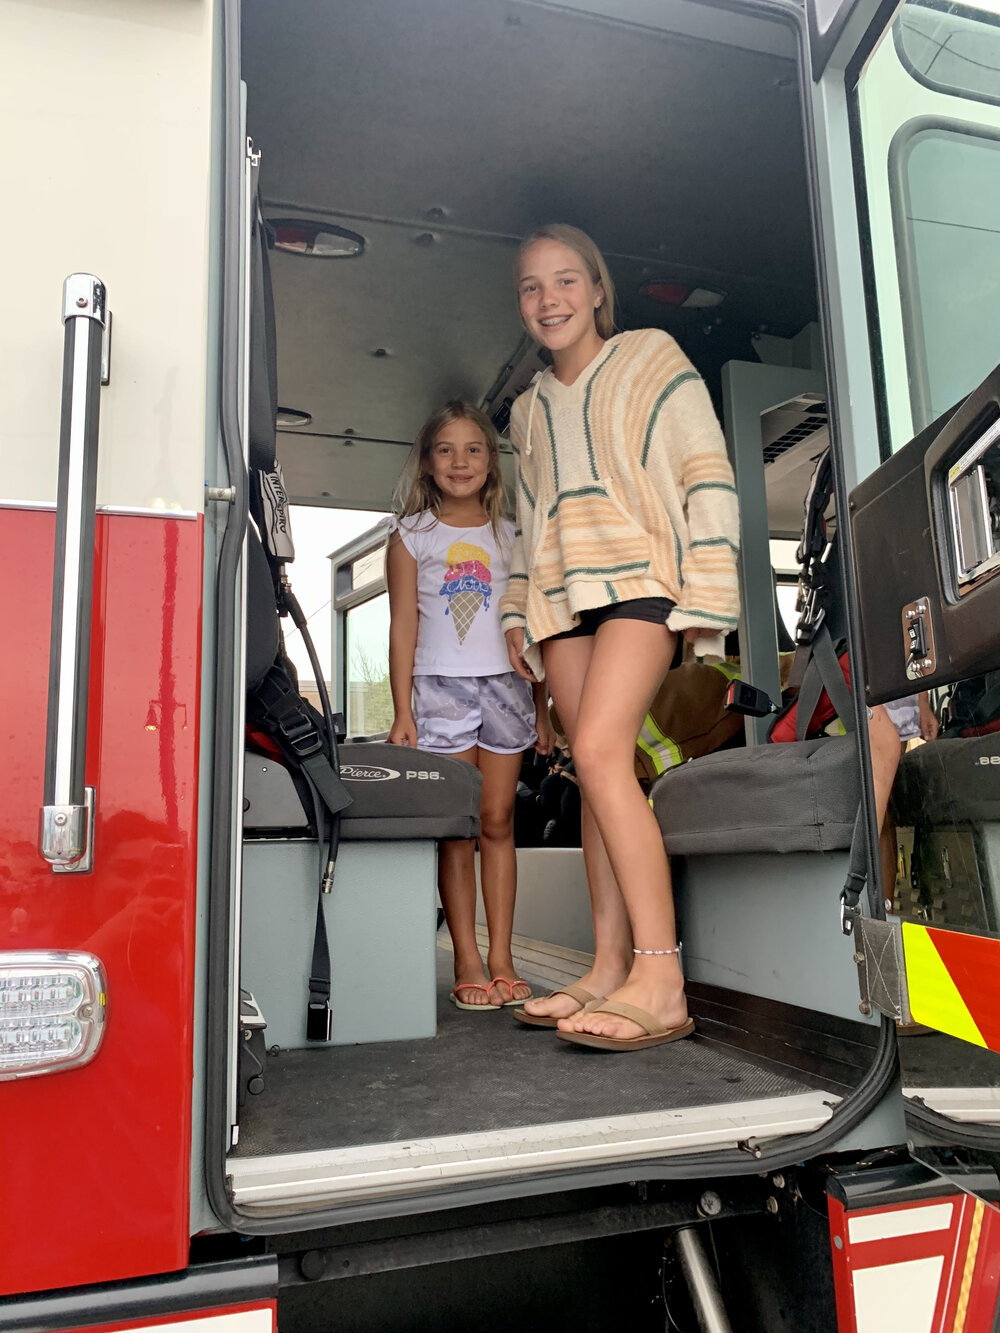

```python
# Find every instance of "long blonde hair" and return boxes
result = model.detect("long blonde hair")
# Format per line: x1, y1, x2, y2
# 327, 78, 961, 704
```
394, 401, 509, 543
516, 223, 617, 340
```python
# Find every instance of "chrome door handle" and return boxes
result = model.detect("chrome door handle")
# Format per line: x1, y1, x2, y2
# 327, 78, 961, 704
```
39, 274, 110, 872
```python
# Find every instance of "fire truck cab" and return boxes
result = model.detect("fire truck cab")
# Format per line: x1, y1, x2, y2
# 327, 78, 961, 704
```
4, 0, 1000, 1329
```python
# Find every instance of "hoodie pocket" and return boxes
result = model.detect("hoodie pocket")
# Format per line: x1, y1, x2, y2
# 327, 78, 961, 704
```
541, 485, 651, 586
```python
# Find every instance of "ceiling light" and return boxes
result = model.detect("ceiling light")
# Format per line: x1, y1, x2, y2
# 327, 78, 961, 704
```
639, 280, 726, 309
269, 220, 365, 259
683, 287, 727, 309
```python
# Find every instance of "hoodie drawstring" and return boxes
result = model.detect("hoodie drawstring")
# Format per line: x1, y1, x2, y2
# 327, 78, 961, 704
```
523, 371, 544, 457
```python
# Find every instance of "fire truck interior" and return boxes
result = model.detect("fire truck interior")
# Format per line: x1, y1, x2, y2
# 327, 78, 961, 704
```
225, 0, 894, 1217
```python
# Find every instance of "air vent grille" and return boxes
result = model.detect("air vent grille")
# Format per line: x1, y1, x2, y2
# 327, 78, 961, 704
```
763, 404, 828, 465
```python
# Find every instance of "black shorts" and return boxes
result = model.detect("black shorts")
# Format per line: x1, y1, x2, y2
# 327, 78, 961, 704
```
546, 596, 676, 641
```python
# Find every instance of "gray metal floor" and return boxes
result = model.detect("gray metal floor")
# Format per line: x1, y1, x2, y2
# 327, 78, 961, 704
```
899, 1029, 1000, 1087
233, 946, 817, 1159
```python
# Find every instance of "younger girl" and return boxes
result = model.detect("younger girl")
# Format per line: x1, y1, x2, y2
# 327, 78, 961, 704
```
387, 401, 552, 1010
502, 224, 741, 1051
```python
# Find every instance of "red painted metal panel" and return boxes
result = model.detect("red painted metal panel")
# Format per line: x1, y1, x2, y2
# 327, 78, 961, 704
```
828, 1190, 1000, 1331
0, 508, 203, 1296
827, 1196, 857, 1333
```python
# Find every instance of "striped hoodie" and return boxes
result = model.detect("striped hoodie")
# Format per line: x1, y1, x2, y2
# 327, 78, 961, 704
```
499, 328, 740, 680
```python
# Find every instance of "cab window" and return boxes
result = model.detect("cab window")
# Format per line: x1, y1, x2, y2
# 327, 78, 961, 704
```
855, 0, 1000, 446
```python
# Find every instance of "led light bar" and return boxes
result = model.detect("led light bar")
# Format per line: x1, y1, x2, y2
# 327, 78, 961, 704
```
0, 951, 107, 1079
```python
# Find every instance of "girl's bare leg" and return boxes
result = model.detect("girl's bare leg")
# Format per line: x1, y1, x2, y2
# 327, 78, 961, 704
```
869, 705, 903, 833
519, 635, 635, 1020
557, 619, 687, 1040
869, 705, 904, 903
437, 745, 494, 1005
477, 747, 531, 1001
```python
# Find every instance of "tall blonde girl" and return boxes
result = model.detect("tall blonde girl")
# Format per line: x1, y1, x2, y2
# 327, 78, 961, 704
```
387, 402, 553, 1010
501, 225, 740, 1050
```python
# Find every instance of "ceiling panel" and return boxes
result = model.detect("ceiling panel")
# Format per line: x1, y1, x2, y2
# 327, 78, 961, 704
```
243, 0, 817, 500
268, 221, 527, 444
246, 0, 811, 278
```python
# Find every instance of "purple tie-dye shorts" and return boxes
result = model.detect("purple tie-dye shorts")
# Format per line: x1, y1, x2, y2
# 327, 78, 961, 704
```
412, 672, 537, 755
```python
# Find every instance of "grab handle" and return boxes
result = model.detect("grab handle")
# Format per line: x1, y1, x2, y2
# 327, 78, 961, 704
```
39, 274, 109, 873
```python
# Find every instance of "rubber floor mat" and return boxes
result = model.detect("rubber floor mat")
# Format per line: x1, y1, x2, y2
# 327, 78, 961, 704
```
233, 955, 816, 1158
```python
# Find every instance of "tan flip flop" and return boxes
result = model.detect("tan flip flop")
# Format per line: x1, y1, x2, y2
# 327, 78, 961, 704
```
513, 981, 605, 1028
555, 1001, 695, 1051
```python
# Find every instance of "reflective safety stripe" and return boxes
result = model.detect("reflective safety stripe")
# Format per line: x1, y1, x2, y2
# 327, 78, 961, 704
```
637, 716, 683, 774
637, 661, 741, 776
903, 924, 985, 1048
903, 923, 1000, 1051
955, 1198, 986, 1331
709, 660, 741, 683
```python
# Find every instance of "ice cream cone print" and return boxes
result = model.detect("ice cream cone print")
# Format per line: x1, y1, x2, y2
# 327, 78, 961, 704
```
449, 589, 484, 643
440, 540, 492, 644
446, 541, 490, 570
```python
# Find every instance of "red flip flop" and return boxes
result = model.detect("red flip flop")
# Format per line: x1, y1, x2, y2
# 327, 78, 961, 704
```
450, 983, 501, 1011
487, 976, 533, 1007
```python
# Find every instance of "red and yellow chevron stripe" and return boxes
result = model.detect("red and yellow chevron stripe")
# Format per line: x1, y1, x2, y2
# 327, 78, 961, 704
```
902, 924, 1000, 1051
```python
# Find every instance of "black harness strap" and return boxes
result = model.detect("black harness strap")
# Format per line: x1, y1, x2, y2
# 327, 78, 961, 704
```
304, 782, 340, 1043
793, 624, 855, 743
307, 888, 333, 1041
248, 663, 351, 1039
787, 450, 836, 694
840, 806, 868, 937
252, 664, 351, 817
780, 447, 871, 935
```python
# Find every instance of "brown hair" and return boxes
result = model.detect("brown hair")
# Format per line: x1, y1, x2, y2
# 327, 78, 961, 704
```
516, 223, 616, 340
394, 401, 509, 542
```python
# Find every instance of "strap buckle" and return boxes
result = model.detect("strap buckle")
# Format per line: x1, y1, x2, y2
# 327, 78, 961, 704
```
306, 1001, 332, 1042
281, 713, 323, 759
257, 669, 323, 757
840, 875, 864, 936
795, 581, 828, 644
